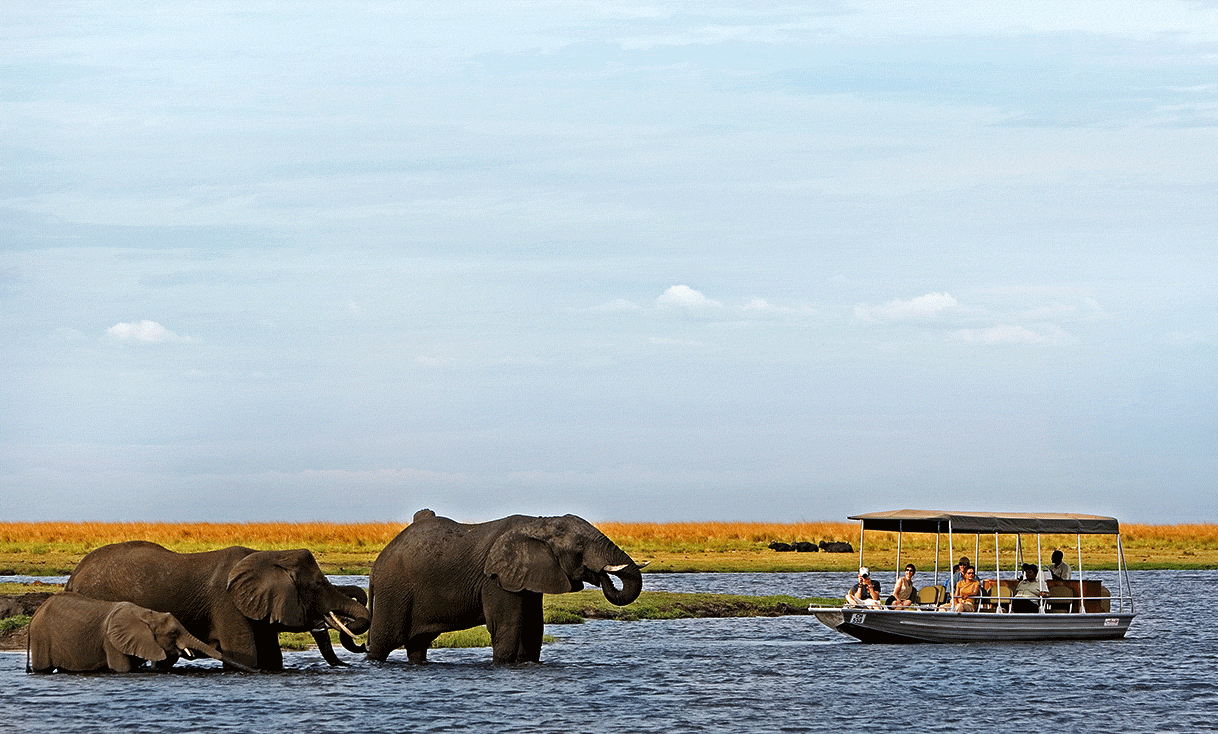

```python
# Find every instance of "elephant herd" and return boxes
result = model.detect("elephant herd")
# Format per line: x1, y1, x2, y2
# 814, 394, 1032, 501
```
28, 510, 645, 673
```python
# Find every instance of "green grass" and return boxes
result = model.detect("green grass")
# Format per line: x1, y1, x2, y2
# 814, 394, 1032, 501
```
0, 615, 30, 635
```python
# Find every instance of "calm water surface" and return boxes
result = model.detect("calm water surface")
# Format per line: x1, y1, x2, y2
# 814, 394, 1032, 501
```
3, 571, 1213, 733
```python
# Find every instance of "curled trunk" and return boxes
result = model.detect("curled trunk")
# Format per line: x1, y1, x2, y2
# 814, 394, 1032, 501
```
599, 564, 643, 606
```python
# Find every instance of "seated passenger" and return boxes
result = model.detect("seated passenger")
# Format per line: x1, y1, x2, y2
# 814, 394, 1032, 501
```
1012, 563, 1048, 613
946, 555, 971, 599
845, 566, 881, 607
886, 564, 917, 607
941, 565, 980, 612
1047, 550, 1072, 580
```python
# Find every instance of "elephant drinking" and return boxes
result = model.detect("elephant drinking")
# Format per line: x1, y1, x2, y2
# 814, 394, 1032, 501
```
65, 541, 372, 671
28, 592, 258, 673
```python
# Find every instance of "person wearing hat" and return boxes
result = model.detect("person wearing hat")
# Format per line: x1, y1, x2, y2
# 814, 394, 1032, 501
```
1013, 563, 1049, 613
845, 566, 881, 607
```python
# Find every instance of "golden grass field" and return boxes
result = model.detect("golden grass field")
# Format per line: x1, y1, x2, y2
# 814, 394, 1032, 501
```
1, 520, 1216, 576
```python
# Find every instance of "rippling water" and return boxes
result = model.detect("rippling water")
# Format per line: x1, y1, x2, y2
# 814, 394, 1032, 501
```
3, 571, 1212, 733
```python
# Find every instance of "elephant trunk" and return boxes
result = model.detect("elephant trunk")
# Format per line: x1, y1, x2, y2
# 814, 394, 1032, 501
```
178, 631, 259, 673
311, 630, 348, 667
317, 585, 372, 660
598, 563, 643, 606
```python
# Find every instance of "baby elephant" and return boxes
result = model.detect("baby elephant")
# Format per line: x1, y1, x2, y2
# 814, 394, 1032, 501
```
28, 592, 254, 673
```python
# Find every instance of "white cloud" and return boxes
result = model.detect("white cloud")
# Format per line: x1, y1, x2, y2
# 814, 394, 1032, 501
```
951, 324, 1072, 346
106, 320, 189, 343
657, 285, 722, 310
594, 298, 643, 312
855, 292, 961, 323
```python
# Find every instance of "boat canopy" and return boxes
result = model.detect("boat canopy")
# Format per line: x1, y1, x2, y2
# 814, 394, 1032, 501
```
847, 509, 1120, 535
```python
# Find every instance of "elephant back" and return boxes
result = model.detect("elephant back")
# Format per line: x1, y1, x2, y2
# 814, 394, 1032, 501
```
67, 542, 254, 629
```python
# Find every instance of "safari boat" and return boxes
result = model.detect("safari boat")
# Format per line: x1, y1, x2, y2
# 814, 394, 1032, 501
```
809, 510, 1135, 643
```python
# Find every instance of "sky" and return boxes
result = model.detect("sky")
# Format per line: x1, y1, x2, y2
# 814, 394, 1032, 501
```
2, 1, 1215, 525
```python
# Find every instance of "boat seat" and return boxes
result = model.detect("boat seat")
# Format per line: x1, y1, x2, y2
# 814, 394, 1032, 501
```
1046, 585, 1075, 613
917, 585, 945, 605
1098, 586, 1111, 613
987, 584, 1012, 612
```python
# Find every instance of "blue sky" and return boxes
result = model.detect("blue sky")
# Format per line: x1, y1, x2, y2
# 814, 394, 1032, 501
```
3, 1, 1215, 524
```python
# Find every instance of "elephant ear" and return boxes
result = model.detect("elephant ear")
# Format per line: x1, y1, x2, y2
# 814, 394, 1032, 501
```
106, 604, 168, 662
486, 531, 574, 594
227, 552, 308, 627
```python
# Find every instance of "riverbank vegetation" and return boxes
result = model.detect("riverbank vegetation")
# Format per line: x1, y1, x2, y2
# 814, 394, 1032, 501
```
1, 521, 1215, 576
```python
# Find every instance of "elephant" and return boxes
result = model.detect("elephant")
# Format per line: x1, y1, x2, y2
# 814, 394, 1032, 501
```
65, 541, 372, 671
27, 592, 257, 673
366, 509, 644, 664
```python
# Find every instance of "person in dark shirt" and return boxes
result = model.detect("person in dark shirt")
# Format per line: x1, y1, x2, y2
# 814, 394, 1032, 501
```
846, 566, 881, 607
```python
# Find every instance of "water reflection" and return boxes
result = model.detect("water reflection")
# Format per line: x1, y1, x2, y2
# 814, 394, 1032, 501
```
2, 571, 1210, 733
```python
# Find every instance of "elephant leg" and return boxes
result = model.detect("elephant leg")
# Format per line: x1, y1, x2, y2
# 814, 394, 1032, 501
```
405, 633, 436, 664
253, 630, 282, 670
366, 604, 404, 662
153, 653, 179, 671
517, 592, 544, 663
483, 589, 527, 664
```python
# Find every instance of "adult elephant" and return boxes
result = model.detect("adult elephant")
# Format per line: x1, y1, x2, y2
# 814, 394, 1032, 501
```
28, 592, 257, 673
366, 510, 644, 664
65, 541, 372, 671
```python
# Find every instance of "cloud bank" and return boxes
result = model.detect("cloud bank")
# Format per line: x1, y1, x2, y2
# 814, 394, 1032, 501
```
107, 320, 189, 343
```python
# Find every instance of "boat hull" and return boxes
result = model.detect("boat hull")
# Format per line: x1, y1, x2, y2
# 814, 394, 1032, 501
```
812, 608, 1134, 643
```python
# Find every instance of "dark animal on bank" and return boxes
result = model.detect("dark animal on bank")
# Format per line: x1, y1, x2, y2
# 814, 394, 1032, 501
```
791, 541, 818, 552
768, 541, 793, 552
819, 540, 854, 553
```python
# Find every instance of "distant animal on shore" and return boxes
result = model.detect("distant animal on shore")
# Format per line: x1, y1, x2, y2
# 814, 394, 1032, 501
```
27, 592, 254, 673
818, 540, 854, 553
768, 541, 819, 552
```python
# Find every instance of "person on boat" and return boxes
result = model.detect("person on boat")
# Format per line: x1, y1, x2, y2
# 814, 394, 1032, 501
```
942, 565, 981, 612
886, 564, 917, 607
1047, 550, 1072, 580
945, 556, 971, 599
846, 567, 882, 607
1012, 563, 1049, 613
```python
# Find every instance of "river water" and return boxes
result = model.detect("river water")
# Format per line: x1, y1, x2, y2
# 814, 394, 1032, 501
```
2, 570, 1213, 733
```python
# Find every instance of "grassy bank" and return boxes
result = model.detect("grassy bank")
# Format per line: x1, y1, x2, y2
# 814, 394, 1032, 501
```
1, 521, 1216, 576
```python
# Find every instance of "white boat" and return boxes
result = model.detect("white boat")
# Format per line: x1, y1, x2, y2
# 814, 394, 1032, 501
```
809, 510, 1136, 643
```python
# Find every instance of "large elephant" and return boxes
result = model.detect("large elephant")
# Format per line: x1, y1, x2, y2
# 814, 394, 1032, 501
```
65, 541, 371, 671
28, 592, 257, 673
366, 510, 644, 664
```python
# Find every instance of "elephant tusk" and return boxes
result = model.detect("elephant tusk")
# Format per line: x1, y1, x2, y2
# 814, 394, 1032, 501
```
603, 560, 649, 574
181, 648, 195, 659
327, 611, 357, 639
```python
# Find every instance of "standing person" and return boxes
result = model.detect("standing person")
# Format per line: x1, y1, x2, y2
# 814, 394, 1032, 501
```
846, 567, 881, 607
1048, 550, 1072, 580
887, 564, 917, 607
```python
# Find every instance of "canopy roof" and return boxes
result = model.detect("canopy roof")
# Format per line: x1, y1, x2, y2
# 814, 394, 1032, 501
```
847, 509, 1120, 535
